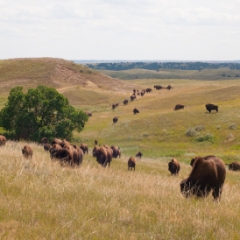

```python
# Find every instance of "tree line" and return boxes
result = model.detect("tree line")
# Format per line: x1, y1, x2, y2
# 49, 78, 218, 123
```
87, 62, 240, 71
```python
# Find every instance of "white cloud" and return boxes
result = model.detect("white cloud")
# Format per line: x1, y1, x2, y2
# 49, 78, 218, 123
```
1, 0, 240, 60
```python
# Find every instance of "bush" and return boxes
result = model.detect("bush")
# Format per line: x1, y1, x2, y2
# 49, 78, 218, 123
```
195, 134, 213, 143
195, 125, 205, 132
185, 128, 197, 137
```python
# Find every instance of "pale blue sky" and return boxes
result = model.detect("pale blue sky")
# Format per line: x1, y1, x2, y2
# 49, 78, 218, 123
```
1, 0, 240, 60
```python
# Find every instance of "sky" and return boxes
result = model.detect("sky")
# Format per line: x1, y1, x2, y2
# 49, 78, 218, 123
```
1, 0, 240, 61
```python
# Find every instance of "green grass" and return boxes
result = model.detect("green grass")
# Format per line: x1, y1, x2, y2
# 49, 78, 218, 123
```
99, 68, 240, 80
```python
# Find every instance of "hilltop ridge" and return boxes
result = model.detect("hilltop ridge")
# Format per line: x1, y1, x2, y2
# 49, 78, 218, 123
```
0, 58, 135, 93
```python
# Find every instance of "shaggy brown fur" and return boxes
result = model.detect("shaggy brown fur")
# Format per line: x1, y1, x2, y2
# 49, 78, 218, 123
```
22, 145, 33, 158
229, 162, 240, 171
0, 135, 6, 146
168, 158, 180, 175
113, 116, 119, 124
135, 151, 143, 159
128, 157, 136, 171
111, 146, 121, 158
205, 103, 218, 113
180, 156, 226, 200
80, 143, 88, 154
94, 146, 113, 167
174, 104, 184, 111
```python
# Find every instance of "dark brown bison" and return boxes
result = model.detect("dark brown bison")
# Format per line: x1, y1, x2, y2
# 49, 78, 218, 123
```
140, 90, 145, 96
205, 103, 218, 113
50, 148, 71, 163
73, 145, 84, 165
135, 151, 143, 159
0, 135, 6, 146
41, 137, 49, 144
180, 156, 226, 200
130, 95, 136, 101
44, 143, 51, 151
168, 158, 180, 175
133, 108, 139, 114
52, 138, 63, 146
154, 85, 163, 90
94, 139, 98, 145
85, 112, 92, 117
112, 103, 119, 109
111, 146, 121, 158
113, 116, 119, 124
229, 162, 240, 171
94, 146, 113, 167
22, 145, 33, 158
174, 104, 184, 111
128, 157, 136, 171
80, 143, 88, 154
133, 89, 136, 94
123, 99, 128, 105
146, 88, 152, 93
190, 155, 215, 167
166, 85, 172, 90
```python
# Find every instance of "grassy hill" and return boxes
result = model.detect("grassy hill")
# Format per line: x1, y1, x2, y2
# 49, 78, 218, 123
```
1, 61, 240, 238
0, 58, 135, 93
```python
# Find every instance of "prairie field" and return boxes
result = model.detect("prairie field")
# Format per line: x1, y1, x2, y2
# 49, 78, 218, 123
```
1, 141, 240, 239
1, 59, 240, 239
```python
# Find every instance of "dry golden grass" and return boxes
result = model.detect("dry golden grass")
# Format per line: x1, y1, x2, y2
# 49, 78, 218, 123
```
0, 141, 240, 239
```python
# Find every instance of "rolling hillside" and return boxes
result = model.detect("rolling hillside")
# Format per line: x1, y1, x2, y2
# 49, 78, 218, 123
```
0, 58, 136, 93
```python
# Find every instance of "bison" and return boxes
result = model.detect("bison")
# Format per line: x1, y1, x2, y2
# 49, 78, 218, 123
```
123, 99, 128, 105
130, 95, 136, 101
112, 103, 119, 110
52, 138, 63, 146
180, 156, 226, 200
190, 155, 215, 167
85, 112, 92, 117
94, 145, 113, 167
146, 88, 152, 93
166, 85, 172, 90
140, 90, 145, 96
229, 162, 240, 171
80, 143, 88, 154
154, 85, 163, 90
135, 151, 143, 159
41, 137, 49, 144
128, 157, 136, 171
44, 143, 51, 151
94, 139, 98, 145
133, 108, 139, 114
168, 158, 180, 175
22, 145, 33, 158
174, 104, 184, 111
113, 116, 119, 124
111, 146, 121, 158
205, 103, 218, 113
0, 135, 6, 146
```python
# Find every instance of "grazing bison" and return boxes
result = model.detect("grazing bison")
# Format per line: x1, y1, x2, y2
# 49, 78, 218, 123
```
154, 85, 163, 90
135, 151, 143, 159
80, 143, 88, 154
85, 112, 92, 117
168, 158, 180, 175
0, 135, 6, 146
123, 99, 128, 105
113, 116, 119, 124
174, 104, 184, 111
41, 137, 49, 144
133, 108, 139, 114
50, 148, 71, 163
146, 88, 152, 93
73, 145, 84, 165
205, 103, 218, 113
94, 139, 98, 145
44, 143, 51, 151
130, 95, 136, 101
112, 103, 119, 110
94, 146, 113, 167
52, 138, 63, 146
166, 85, 172, 90
229, 162, 240, 171
22, 145, 33, 158
140, 90, 145, 96
180, 156, 226, 200
111, 146, 121, 158
190, 155, 215, 167
128, 157, 136, 171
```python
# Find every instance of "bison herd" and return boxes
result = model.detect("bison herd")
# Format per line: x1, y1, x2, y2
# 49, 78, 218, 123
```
0, 133, 239, 201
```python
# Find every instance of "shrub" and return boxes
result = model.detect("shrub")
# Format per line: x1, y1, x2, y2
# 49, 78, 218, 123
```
195, 133, 214, 143
185, 128, 197, 137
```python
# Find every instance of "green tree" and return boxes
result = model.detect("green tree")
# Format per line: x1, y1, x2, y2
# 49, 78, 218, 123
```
0, 86, 88, 141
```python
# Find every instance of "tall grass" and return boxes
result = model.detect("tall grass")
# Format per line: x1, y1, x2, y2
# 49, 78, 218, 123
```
0, 142, 240, 239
